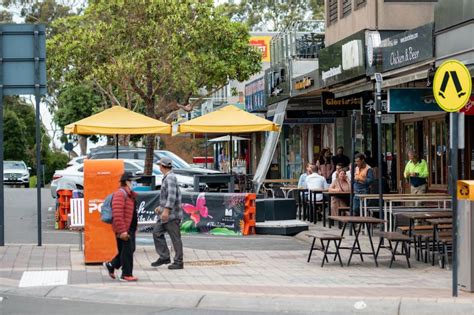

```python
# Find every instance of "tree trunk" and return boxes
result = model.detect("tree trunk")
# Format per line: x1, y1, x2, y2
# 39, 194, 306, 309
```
144, 134, 155, 176
144, 61, 155, 177
79, 136, 88, 156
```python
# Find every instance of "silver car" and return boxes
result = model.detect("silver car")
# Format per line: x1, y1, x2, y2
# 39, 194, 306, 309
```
3, 161, 30, 188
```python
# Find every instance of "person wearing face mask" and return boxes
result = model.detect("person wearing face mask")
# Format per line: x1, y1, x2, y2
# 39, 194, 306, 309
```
103, 171, 139, 282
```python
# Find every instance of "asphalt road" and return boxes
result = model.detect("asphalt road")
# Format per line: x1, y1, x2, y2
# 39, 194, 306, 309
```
3, 188, 308, 251
0, 294, 310, 315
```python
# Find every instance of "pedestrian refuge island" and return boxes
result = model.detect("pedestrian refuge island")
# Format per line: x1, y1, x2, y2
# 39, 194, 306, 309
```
80, 160, 256, 264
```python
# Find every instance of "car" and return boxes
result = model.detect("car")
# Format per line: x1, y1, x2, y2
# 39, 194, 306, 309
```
3, 161, 30, 188
50, 159, 201, 198
66, 156, 86, 168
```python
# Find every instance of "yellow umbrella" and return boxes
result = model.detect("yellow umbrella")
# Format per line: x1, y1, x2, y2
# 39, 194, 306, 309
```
177, 105, 279, 133
64, 106, 171, 135
177, 105, 279, 172
64, 106, 171, 158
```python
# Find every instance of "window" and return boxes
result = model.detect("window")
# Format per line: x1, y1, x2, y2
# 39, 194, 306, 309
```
355, 0, 367, 10
328, 0, 338, 25
124, 162, 141, 173
341, 0, 352, 18
428, 118, 448, 188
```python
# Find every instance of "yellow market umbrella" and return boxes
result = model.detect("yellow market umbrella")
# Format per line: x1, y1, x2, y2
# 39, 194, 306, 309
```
64, 106, 171, 158
177, 105, 279, 172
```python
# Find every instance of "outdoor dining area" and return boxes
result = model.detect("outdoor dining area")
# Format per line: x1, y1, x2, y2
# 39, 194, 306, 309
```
264, 183, 453, 270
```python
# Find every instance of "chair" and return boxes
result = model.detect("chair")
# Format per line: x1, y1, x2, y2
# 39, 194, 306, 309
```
306, 233, 343, 267
375, 232, 411, 268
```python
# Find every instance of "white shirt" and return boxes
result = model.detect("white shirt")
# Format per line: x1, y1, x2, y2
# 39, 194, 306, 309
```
306, 173, 328, 201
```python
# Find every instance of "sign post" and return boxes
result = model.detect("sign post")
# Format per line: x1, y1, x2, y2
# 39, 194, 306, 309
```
433, 59, 472, 297
375, 73, 384, 230
0, 24, 47, 246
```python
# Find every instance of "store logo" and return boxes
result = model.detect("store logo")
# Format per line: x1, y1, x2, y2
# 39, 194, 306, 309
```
294, 77, 313, 90
225, 208, 233, 217
88, 199, 103, 213
342, 40, 363, 70
321, 65, 342, 81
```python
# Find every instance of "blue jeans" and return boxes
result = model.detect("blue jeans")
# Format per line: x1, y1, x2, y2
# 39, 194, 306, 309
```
353, 189, 368, 216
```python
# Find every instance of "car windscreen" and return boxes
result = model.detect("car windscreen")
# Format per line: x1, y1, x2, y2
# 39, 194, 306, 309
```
134, 161, 162, 174
3, 162, 26, 170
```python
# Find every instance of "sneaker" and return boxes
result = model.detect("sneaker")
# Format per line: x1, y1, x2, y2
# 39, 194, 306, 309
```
120, 275, 138, 282
103, 262, 115, 279
168, 263, 184, 270
151, 258, 171, 267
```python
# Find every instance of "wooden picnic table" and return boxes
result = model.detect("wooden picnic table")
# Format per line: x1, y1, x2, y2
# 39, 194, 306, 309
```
397, 211, 452, 237
328, 216, 386, 267
426, 217, 453, 265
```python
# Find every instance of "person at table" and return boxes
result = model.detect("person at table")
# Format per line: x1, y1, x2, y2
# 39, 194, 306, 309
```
306, 165, 329, 202
331, 163, 344, 183
332, 146, 350, 168
298, 163, 313, 189
328, 169, 351, 216
316, 148, 334, 184
353, 153, 375, 215
403, 150, 428, 194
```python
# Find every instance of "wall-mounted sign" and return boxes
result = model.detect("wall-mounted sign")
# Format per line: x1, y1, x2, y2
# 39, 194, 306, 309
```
319, 30, 367, 86
249, 36, 272, 62
387, 88, 443, 113
290, 70, 321, 97
322, 92, 362, 111
294, 77, 313, 90
245, 77, 266, 112
265, 63, 290, 105
376, 23, 434, 72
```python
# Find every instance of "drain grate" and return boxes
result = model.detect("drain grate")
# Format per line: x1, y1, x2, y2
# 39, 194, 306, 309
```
186, 260, 241, 266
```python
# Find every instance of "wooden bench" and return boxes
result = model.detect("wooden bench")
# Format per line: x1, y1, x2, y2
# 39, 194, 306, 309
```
374, 232, 411, 268
438, 236, 453, 269
306, 233, 343, 267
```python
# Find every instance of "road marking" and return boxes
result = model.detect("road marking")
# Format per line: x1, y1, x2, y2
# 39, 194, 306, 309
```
19, 270, 68, 288
354, 301, 367, 310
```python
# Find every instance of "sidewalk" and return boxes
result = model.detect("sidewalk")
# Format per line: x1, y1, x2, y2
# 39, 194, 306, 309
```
1, 232, 473, 314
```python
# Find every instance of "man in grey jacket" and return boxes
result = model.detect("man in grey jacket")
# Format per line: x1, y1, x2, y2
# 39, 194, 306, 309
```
151, 157, 184, 270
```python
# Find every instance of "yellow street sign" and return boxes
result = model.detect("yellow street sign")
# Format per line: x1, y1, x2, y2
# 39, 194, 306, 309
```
433, 60, 472, 112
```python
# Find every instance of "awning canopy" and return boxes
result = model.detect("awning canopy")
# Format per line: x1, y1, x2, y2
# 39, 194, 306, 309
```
208, 135, 249, 142
177, 105, 279, 133
64, 106, 171, 135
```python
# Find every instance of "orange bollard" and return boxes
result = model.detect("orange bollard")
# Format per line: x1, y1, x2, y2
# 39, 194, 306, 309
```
56, 189, 73, 229
243, 193, 256, 235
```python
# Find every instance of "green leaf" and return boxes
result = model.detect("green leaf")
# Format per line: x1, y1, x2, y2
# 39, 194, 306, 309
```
209, 228, 241, 236
180, 220, 198, 233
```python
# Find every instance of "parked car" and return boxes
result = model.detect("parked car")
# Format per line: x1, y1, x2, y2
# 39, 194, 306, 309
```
50, 159, 201, 198
3, 161, 30, 188
66, 156, 86, 168
88, 146, 223, 189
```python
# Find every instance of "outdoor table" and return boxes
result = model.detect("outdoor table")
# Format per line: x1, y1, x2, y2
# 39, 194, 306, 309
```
397, 211, 452, 237
280, 185, 298, 199
426, 218, 453, 265
328, 216, 386, 267
262, 179, 298, 198
323, 191, 351, 227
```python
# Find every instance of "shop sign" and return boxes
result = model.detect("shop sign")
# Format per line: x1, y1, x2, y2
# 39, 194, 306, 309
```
319, 30, 366, 86
376, 23, 434, 72
322, 92, 362, 111
291, 70, 321, 96
245, 77, 266, 112
460, 96, 474, 115
387, 88, 443, 113
249, 36, 272, 62
265, 63, 290, 105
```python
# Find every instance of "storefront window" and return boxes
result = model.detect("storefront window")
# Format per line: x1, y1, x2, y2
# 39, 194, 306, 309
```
429, 119, 448, 188
285, 125, 302, 179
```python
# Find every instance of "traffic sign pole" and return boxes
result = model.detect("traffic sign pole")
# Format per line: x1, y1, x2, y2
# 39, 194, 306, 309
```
451, 112, 459, 297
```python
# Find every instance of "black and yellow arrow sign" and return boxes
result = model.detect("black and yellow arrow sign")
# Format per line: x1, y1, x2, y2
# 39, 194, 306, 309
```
433, 60, 472, 112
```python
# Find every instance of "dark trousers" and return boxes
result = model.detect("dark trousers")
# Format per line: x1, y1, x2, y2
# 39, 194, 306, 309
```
153, 219, 183, 265
110, 233, 135, 277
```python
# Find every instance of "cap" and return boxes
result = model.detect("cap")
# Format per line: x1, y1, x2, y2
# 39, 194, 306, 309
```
120, 171, 140, 182
157, 157, 173, 168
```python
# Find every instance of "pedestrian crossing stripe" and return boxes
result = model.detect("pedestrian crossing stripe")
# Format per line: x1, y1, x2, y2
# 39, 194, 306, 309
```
433, 60, 472, 112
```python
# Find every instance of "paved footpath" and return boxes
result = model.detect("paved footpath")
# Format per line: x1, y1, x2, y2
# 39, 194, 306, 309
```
1, 230, 473, 314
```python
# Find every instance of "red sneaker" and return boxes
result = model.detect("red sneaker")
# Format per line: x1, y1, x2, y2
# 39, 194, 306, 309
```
103, 262, 116, 280
120, 275, 138, 282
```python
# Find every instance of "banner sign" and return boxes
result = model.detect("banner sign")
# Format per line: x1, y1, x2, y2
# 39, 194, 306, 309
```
376, 23, 434, 72
319, 30, 366, 86
135, 191, 246, 236
322, 92, 362, 110
249, 36, 272, 62
388, 88, 443, 113
245, 77, 266, 112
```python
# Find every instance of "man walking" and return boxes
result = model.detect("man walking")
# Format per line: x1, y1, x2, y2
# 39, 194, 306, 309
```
404, 150, 428, 194
152, 157, 184, 270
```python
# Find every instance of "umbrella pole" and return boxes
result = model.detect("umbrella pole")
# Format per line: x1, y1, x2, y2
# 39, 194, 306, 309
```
205, 133, 208, 169
115, 134, 119, 159
229, 134, 233, 174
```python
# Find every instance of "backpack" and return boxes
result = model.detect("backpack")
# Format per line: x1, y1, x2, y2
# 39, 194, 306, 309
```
101, 188, 127, 224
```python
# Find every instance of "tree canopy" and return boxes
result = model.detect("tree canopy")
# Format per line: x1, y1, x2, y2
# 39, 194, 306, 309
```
48, 0, 262, 173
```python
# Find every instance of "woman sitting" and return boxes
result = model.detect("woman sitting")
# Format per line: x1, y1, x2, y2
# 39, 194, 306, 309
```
328, 169, 351, 216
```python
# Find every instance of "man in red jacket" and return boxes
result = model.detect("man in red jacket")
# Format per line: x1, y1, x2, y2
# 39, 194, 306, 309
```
103, 171, 139, 282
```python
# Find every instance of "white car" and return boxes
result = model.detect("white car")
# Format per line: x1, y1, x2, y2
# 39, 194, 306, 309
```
66, 156, 86, 168
50, 159, 199, 198
3, 161, 31, 188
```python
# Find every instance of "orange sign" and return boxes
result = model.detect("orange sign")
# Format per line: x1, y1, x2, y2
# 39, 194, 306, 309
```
84, 159, 124, 263
249, 36, 272, 62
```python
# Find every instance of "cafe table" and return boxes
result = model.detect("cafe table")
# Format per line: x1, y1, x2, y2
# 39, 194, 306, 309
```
328, 216, 386, 267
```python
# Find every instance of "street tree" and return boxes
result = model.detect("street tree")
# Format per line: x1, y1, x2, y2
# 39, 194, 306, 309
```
48, 0, 262, 174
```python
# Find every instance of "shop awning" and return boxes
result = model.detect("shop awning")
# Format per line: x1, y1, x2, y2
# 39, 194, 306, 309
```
177, 105, 279, 133
208, 135, 249, 142
64, 106, 171, 135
